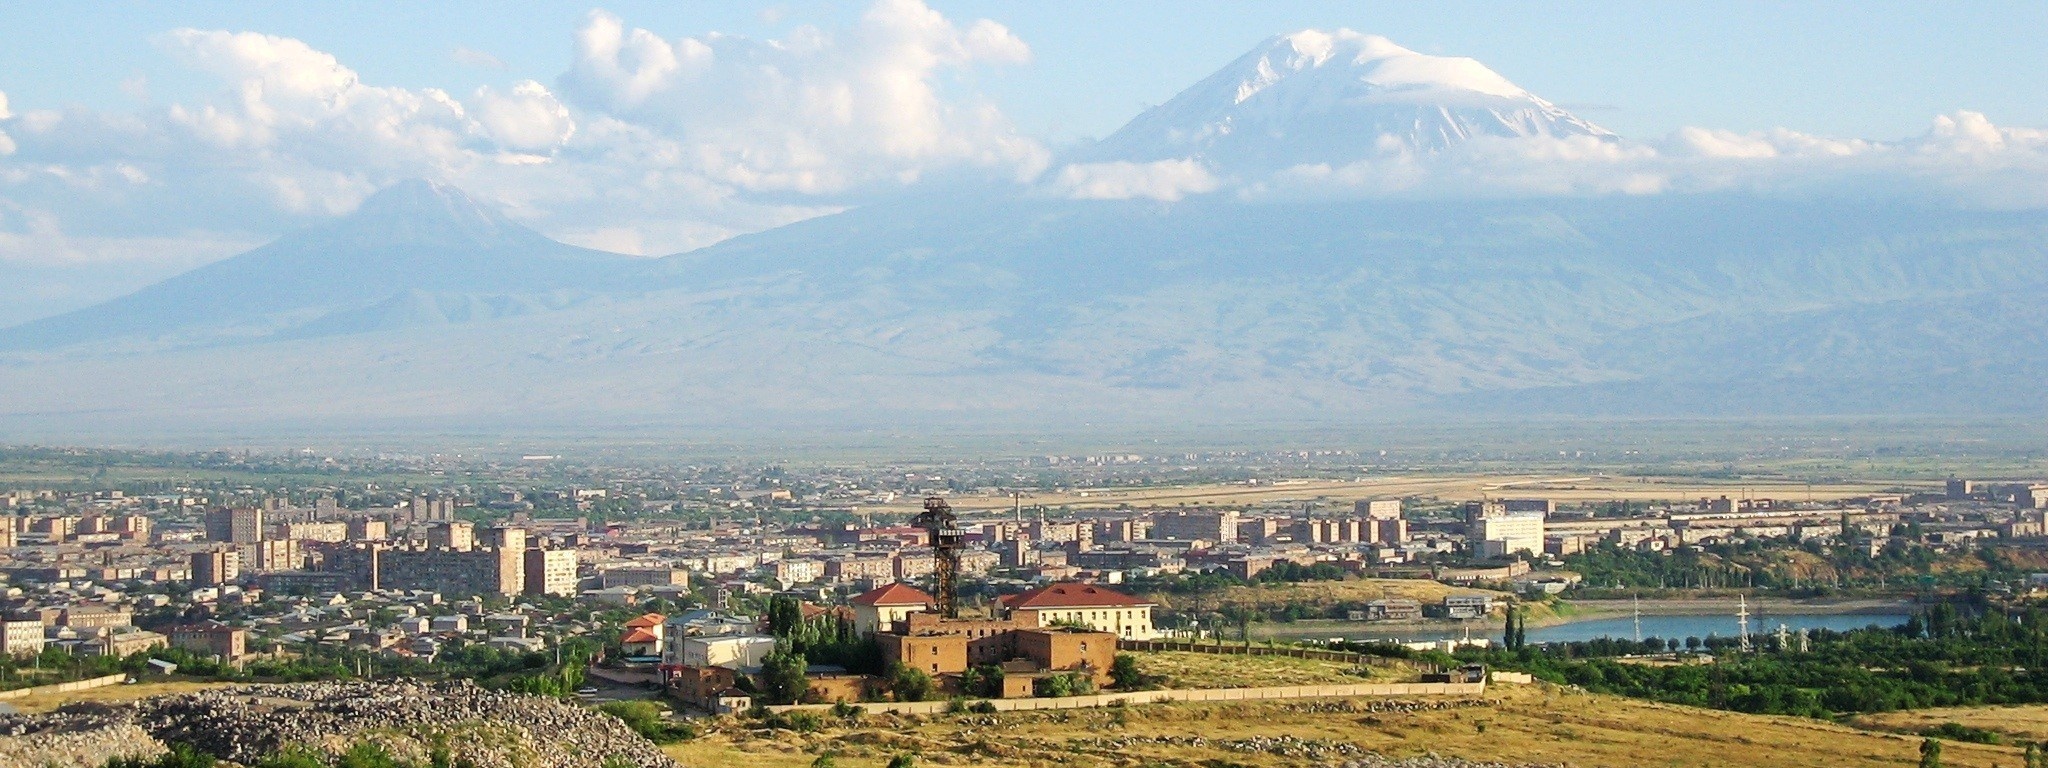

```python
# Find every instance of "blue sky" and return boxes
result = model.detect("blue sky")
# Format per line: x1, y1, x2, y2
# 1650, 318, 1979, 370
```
1, 1, 2046, 326
4, 1, 2044, 144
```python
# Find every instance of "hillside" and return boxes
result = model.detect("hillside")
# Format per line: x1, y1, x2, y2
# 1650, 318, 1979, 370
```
668, 684, 2016, 768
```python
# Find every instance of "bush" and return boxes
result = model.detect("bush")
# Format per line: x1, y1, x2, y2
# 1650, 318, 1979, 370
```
888, 665, 934, 702
886, 754, 918, 768
945, 697, 968, 714
1923, 723, 2002, 745
829, 700, 864, 721
104, 744, 217, 768
1110, 654, 1146, 690
1035, 672, 1095, 698
968, 700, 998, 714
251, 749, 325, 768
598, 700, 697, 743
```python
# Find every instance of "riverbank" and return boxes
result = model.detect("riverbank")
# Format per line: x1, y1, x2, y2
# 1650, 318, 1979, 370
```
1559, 597, 1916, 621
1244, 596, 1915, 644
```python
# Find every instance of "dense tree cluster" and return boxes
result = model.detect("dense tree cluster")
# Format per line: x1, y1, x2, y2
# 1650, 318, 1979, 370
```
1473, 603, 2048, 717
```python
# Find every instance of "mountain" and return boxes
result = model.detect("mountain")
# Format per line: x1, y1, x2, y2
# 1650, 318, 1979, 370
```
1082, 29, 1612, 176
1, 33, 2045, 434
0, 180, 647, 352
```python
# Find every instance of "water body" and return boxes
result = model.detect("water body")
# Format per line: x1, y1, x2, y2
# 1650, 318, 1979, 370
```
1343, 612, 1911, 645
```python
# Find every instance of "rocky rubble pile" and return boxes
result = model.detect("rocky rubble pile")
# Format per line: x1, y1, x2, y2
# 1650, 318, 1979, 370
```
0, 680, 681, 768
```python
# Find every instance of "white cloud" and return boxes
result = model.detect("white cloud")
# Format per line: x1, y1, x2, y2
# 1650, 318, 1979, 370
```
1047, 160, 1219, 201
557, 2, 1045, 194
471, 80, 575, 154
450, 46, 507, 71
0, 90, 13, 156
1232, 112, 2048, 208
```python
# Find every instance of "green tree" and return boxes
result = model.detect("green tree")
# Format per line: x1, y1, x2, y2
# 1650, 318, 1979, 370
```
1919, 738, 1941, 768
762, 648, 811, 705
1110, 654, 1145, 690
889, 664, 934, 702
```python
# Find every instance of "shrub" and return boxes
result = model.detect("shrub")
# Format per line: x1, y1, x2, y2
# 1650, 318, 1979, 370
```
1110, 654, 1146, 690
104, 745, 217, 768
886, 754, 918, 768
598, 699, 697, 743
1923, 723, 2001, 745
889, 665, 934, 702
969, 700, 999, 714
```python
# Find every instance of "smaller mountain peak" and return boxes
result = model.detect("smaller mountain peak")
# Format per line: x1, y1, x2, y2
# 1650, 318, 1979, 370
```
355, 178, 500, 222
338, 178, 520, 247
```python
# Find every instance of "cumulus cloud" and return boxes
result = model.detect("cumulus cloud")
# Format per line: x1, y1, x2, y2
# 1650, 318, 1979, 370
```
1227, 111, 2048, 208
0, 0, 1045, 294
1047, 160, 1220, 201
0, 90, 14, 156
557, 2, 1045, 194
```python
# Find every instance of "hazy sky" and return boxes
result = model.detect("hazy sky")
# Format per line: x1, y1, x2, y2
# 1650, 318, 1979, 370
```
1, 1, 2045, 326
5, 1, 2044, 143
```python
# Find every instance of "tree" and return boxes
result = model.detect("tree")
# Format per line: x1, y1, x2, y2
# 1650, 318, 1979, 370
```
762, 649, 811, 705
2025, 741, 2041, 768
1920, 738, 1942, 768
886, 754, 918, 768
1110, 654, 1145, 690
889, 664, 934, 702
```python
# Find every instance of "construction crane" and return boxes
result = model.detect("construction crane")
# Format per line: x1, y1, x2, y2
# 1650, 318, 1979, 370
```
914, 496, 963, 619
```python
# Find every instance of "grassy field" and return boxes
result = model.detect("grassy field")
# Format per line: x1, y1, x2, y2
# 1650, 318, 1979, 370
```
666, 683, 2021, 768
4, 680, 233, 713
1128, 650, 1385, 688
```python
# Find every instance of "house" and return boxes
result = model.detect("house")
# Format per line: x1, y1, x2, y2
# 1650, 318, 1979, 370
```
168, 622, 248, 662
680, 634, 778, 671
621, 626, 663, 658
622, 613, 667, 656
999, 582, 1160, 639
1442, 595, 1495, 620
850, 583, 936, 635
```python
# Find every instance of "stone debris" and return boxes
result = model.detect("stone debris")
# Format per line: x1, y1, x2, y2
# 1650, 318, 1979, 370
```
0, 680, 681, 768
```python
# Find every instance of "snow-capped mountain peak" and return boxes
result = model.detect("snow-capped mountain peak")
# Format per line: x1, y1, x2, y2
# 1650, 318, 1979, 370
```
1084, 29, 1612, 175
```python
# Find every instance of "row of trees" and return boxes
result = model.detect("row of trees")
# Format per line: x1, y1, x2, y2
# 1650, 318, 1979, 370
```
1476, 604, 2048, 717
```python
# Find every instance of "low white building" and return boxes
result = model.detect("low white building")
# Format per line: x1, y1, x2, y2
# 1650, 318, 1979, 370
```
680, 635, 779, 671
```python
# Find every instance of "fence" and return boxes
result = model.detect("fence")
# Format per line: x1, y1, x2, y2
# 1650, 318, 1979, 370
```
765, 680, 1486, 716
1118, 639, 1407, 668
0, 673, 130, 701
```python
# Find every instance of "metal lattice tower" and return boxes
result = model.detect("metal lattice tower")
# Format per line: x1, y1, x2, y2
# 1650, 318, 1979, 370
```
915, 496, 964, 619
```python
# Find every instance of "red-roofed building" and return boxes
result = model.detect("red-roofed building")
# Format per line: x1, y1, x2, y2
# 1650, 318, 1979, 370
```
621, 626, 662, 657
850, 582, 936, 635
623, 612, 668, 655
999, 583, 1159, 639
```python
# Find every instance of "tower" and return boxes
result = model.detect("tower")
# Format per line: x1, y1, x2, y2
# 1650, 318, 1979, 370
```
914, 496, 963, 619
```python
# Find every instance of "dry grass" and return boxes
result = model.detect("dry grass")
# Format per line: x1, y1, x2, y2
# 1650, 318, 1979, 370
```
1853, 704, 2048, 742
4, 680, 233, 713
1130, 650, 1379, 688
666, 684, 2021, 768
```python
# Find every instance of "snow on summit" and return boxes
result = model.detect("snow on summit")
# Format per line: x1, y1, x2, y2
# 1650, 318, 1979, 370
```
1082, 29, 1613, 177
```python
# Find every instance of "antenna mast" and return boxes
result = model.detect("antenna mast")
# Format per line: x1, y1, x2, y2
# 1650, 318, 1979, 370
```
915, 496, 963, 619
1737, 595, 1752, 652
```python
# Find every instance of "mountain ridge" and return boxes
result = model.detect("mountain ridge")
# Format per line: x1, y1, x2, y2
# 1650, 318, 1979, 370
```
1, 32, 2044, 432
